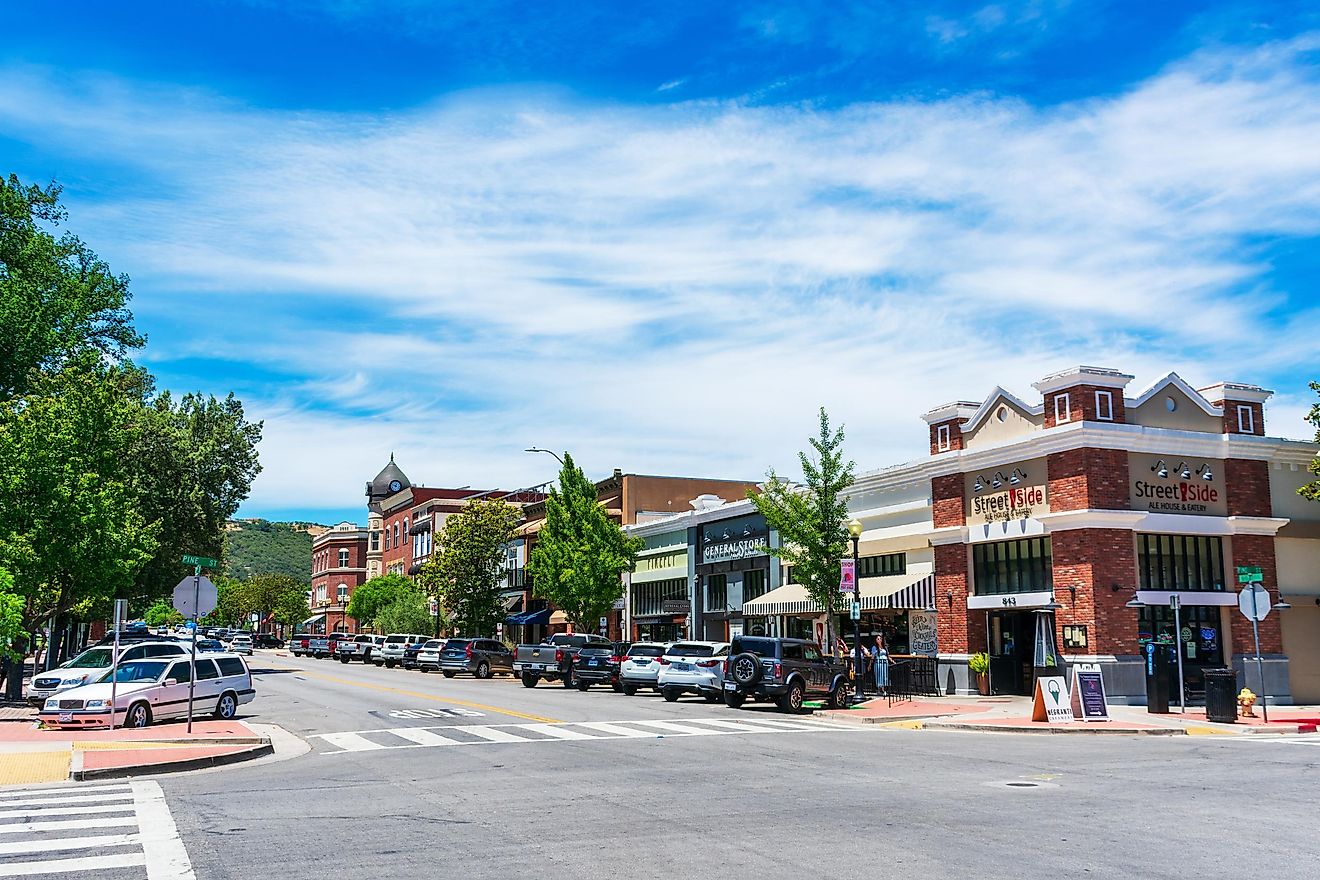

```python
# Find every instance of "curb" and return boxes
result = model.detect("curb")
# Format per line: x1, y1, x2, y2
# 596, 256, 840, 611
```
923, 720, 1186, 735
70, 738, 274, 781
816, 712, 956, 725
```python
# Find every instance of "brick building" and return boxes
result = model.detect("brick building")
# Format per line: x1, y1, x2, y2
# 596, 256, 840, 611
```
309, 522, 369, 634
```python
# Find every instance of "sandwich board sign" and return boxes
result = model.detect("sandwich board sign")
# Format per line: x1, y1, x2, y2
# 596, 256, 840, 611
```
1069, 664, 1110, 722
1031, 675, 1075, 723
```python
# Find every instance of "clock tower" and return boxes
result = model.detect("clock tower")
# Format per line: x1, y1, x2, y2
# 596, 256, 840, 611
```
365, 454, 411, 580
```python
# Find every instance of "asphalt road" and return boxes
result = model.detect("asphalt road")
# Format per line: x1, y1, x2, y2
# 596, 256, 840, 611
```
87, 651, 1320, 879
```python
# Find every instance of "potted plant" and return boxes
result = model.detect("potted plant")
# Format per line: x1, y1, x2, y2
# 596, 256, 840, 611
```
969, 652, 990, 695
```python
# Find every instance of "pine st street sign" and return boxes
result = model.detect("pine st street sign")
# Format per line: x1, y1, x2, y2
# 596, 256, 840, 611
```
1235, 565, 1263, 584
182, 554, 219, 569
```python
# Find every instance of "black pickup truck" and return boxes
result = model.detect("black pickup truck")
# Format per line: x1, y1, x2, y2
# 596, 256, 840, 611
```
721, 636, 851, 713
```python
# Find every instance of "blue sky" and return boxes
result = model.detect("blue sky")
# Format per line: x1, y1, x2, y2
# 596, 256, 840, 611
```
4, 1, 1319, 525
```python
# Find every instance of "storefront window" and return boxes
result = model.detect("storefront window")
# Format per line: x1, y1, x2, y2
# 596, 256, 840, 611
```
631, 578, 687, 616
706, 574, 728, 613
859, 553, 906, 577
636, 622, 685, 642
1137, 535, 1225, 591
743, 569, 769, 603
972, 538, 1053, 595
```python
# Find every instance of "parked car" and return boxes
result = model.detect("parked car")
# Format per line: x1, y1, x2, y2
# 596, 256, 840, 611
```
656, 641, 729, 703
573, 642, 629, 691
339, 634, 384, 664
377, 633, 428, 668
195, 639, 225, 653
229, 634, 253, 656
38, 653, 256, 729
619, 642, 669, 695
94, 630, 180, 647
415, 639, 445, 672
254, 634, 283, 649
289, 633, 313, 656
402, 640, 427, 670
513, 633, 613, 688
436, 638, 513, 679
309, 632, 351, 658
25, 642, 188, 707
721, 636, 850, 713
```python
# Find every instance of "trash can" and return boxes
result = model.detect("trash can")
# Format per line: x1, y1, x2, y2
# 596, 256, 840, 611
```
1144, 641, 1170, 714
1204, 668, 1238, 723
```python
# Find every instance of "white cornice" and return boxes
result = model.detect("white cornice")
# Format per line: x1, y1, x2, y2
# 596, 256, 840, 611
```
1126, 372, 1223, 417
928, 526, 968, 546
1032, 366, 1134, 396
960, 386, 1045, 433
1226, 516, 1291, 536
1035, 510, 1148, 532
1198, 382, 1274, 404
921, 401, 981, 425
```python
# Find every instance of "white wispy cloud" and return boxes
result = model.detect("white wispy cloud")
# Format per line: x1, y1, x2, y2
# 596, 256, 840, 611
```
1, 34, 1318, 515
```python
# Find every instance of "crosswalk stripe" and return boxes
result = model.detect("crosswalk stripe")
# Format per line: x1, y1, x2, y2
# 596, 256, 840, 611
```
516, 724, 598, 740
729, 717, 833, 730
0, 793, 134, 809
683, 717, 816, 732
575, 722, 659, 738
0, 803, 137, 820
0, 817, 137, 835
456, 726, 531, 744
0, 784, 131, 801
131, 780, 197, 880
627, 720, 736, 736
386, 728, 461, 746
318, 732, 387, 752
0, 833, 139, 856
0, 851, 146, 876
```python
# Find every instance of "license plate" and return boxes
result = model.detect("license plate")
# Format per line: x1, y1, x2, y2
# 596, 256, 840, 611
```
588, 659, 599, 666
675, 663, 691, 671
58, 712, 73, 722
723, 682, 736, 691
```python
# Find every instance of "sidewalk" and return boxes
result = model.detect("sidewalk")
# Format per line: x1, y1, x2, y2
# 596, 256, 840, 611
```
818, 695, 1320, 736
0, 719, 273, 785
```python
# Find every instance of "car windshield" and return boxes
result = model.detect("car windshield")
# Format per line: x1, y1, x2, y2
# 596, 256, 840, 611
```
423, 640, 441, 649
99, 660, 170, 683
66, 648, 114, 668
628, 645, 665, 657
196, 640, 222, 650
667, 643, 716, 657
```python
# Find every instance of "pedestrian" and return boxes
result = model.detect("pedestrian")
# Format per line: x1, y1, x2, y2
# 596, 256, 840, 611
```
873, 634, 891, 695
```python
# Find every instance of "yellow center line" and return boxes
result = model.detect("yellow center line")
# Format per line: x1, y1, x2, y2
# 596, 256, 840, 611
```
259, 657, 561, 724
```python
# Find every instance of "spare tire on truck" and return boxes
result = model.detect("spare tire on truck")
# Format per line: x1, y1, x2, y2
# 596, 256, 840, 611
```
729, 652, 762, 686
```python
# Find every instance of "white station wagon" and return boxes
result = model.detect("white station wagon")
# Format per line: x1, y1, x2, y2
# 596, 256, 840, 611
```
39, 654, 256, 729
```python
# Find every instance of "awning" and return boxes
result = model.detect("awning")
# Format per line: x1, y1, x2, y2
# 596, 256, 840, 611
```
501, 594, 524, 612
506, 608, 553, 626
301, 614, 325, 626
743, 572, 936, 616
549, 610, 568, 625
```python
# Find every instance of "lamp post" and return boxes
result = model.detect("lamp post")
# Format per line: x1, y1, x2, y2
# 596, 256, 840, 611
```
524, 447, 565, 466
847, 518, 864, 703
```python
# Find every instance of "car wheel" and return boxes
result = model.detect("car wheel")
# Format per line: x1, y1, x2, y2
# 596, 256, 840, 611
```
623, 684, 637, 696
779, 680, 806, 714
384, 660, 396, 669
475, 661, 491, 679
830, 684, 852, 710
213, 692, 238, 720
562, 670, 576, 689
521, 672, 540, 688
730, 652, 762, 686
724, 691, 746, 709
126, 702, 151, 729
577, 679, 590, 691
361, 652, 372, 663
703, 692, 721, 703
612, 680, 623, 693
339, 656, 350, 664
442, 671, 457, 679
662, 687, 680, 702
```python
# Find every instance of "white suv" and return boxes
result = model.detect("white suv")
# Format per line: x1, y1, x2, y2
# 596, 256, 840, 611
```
26, 642, 187, 707
620, 643, 670, 695
657, 641, 730, 703
377, 634, 428, 668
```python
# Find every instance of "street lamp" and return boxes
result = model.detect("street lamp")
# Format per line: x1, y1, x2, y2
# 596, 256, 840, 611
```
524, 447, 565, 466
847, 518, 864, 704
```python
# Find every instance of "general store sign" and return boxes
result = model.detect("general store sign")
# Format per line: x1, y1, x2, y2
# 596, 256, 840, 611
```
1128, 453, 1226, 516
701, 516, 769, 564
965, 459, 1049, 526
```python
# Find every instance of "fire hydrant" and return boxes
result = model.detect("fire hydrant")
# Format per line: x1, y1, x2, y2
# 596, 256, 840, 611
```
1238, 688, 1258, 717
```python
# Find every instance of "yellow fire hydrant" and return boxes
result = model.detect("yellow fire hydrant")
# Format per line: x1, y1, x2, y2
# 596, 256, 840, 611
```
1238, 688, 1258, 717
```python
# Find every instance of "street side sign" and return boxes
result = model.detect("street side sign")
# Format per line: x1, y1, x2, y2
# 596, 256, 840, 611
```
839, 558, 856, 594
1031, 675, 1075, 723
182, 554, 219, 569
173, 575, 218, 618
1237, 584, 1270, 622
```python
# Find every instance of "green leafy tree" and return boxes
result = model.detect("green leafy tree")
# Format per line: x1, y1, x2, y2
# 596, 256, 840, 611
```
421, 499, 520, 637
747, 407, 855, 652
223, 520, 315, 582
345, 573, 415, 627
202, 575, 244, 627
1301, 381, 1320, 503
237, 573, 305, 630
375, 590, 437, 637
143, 600, 183, 627
0, 567, 24, 662
271, 585, 311, 632
528, 453, 643, 632
0, 175, 143, 398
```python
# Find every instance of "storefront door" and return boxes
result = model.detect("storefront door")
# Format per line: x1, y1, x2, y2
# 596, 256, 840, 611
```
989, 611, 1034, 696
1138, 605, 1225, 699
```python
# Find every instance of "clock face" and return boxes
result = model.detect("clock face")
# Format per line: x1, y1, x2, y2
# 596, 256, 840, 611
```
389, 480, 402, 492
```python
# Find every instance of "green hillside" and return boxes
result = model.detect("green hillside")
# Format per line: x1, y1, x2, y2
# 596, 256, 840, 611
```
223, 519, 319, 582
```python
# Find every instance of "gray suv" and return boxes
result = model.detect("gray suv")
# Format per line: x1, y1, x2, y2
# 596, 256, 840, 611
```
438, 638, 514, 679
721, 636, 850, 713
